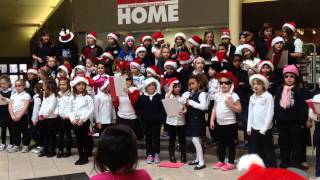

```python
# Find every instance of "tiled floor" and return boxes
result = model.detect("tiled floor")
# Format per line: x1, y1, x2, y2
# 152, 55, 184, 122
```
0, 146, 316, 180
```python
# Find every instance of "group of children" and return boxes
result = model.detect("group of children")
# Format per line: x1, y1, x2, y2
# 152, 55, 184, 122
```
3, 21, 320, 179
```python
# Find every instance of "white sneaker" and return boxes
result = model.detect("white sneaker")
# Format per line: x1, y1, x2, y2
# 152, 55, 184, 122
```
0, 144, 6, 151
31, 146, 43, 154
8, 146, 19, 153
6, 144, 13, 152
21, 146, 29, 153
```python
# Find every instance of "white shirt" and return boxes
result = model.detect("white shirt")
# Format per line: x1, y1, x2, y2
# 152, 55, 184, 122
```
213, 92, 240, 125
294, 38, 303, 53
247, 91, 274, 134
308, 94, 320, 121
208, 78, 220, 101
188, 91, 207, 111
94, 91, 116, 124
69, 94, 94, 123
55, 91, 72, 118
166, 95, 185, 126
39, 93, 58, 119
31, 94, 41, 123
132, 75, 145, 90
10, 91, 31, 113
118, 95, 137, 120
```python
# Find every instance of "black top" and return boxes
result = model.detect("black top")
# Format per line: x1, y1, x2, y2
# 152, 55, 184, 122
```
105, 45, 121, 59
231, 66, 251, 107
255, 37, 269, 60
33, 43, 56, 67
170, 46, 190, 60
56, 41, 79, 67
227, 43, 236, 64
80, 45, 104, 64
285, 39, 299, 65
136, 93, 166, 123
178, 66, 194, 93
143, 46, 155, 68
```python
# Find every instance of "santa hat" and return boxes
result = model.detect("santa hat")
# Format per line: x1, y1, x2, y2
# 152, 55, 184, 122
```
100, 79, 110, 91
193, 56, 205, 64
178, 52, 192, 65
188, 35, 202, 47
166, 77, 179, 87
282, 22, 296, 32
124, 34, 135, 43
283, 64, 299, 77
27, 68, 38, 76
240, 44, 255, 54
58, 64, 72, 78
115, 60, 130, 72
212, 51, 227, 63
258, 60, 274, 72
271, 36, 285, 47
87, 31, 97, 40
152, 32, 165, 44
220, 29, 231, 39
107, 32, 119, 41
71, 65, 86, 79
39, 66, 51, 76
249, 74, 269, 90
70, 76, 89, 88
238, 154, 306, 180
59, 27, 74, 43
146, 66, 162, 77
139, 34, 152, 44
174, 32, 186, 40
143, 77, 161, 94
130, 58, 142, 70
164, 59, 177, 69
135, 46, 146, 56
99, 52, 114, 62
217, 70, 238, 88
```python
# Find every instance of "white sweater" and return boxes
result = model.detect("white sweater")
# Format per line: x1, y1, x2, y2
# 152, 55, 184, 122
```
55, 91, 72, 119
165, 95, 185, 126
69, 94, 94, 123
39, 93, 58, 119
247, 91, 274, 134
94, 91, 116, 124
31, 94, 41, 123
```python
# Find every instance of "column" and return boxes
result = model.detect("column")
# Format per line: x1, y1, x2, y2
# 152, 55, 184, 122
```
229, 0, 242, 46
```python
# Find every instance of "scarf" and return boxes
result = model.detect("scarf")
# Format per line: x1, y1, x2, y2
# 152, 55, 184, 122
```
280, 85, 294, 109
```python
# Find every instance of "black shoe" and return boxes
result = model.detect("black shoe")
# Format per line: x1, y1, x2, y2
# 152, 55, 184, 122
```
74, 158, 81, 165
169, 151, 176, 163
64, 151, 72, 158
47, 152, 56, 158
87, 151, 93, 157
188, 160, 199, 166
181, 153, 187, 163
78, 158, 89, 165
56, 151, 64, 158
194, 164, 206, 170
38, 152, 47, 157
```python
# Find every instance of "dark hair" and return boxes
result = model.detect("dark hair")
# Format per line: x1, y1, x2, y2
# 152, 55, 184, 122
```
203, 31, 215, 46
283, 27, 295, 44
189, 74, 208, 91
58, 78, 71, 92
39, 30, 53, 48
218, 43, 228, 51
94, 125, 138, 174
34, 82, 44, 98
0, 75, 11, 87
259, 23, 274, 39
124, 42, 136, 54
233, 54, 243, 61
44, 78, 58, 98
72, 82, 88, 96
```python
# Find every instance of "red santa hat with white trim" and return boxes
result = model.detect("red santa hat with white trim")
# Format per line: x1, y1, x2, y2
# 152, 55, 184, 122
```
135, 46, 146, 56
70, 76, 89, 88
166, 77, 179, 87
130, 58, 142, 70
142, 77, 161, 94
99, 52, 114, 62
87, 31, 97, 40
174, 32, 186, 40
258, 60, 274, 72
271, 36, 285, 47
178, 52, 192, 65
239, 44, 255, 54
152, 32, 165, 44
164, 59, 178, 69
124, 34, 135, 43
107, 32, 119, 41
139, 34, 152, 45
59, 27, 74, 43
188, 35, 202, 47
146, 66, 162, 77
58, 64, 72, 78
220, 29, 231, 39
27, 68, 38, 76
282, 21, 296, 32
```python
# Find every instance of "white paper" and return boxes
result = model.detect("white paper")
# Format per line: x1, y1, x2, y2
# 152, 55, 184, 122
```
113, 75, 127, 96
162, 98, 180, 117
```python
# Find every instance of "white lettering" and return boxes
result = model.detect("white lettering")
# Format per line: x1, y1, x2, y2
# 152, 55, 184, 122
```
118, 8, 131, 25
168, 4, 179, 22
131, 7, 147, 24
147, 6, 167, 23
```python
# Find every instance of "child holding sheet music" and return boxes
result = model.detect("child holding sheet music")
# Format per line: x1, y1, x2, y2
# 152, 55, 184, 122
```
165, 78, 187, 163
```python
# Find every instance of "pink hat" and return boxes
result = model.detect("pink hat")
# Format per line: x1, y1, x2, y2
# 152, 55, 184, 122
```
87, 32, 97, 40
283, 64, 299, 77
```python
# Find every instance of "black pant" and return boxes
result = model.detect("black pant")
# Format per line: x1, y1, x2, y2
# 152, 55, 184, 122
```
278, 124, 304, 168
216, 123, 236, 163
250, 129, 276, 167
74, 121, 90, 160
314, 123, 320, 177
142, 122, 161, 156
98, 124, 113, 134
167, 125, 186, 153
57, 118, 72, 152
12, 115, 30, 146
206, 100, 218, 141
0, 116, 12, 145
43, 118, 58, 154
117, 117, 143, 140
33, 121, 44, 147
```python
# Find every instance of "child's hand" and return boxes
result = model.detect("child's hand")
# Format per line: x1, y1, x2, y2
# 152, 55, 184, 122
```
210, 121, 215, 129
39, 115, 45, 121
225, 95, 233, 108
77, 120, 84, 126
306, 119, 313, 129
33, 121, 37, 126
96, 122, 102, 129
185, 100, 189, 106
247, 131, 251, 136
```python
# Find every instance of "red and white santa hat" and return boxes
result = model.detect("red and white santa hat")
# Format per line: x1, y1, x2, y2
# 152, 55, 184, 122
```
282, 21, 296, 32
139, 34, 152, 44
217, 70, 238, 88
188, 35, 202, 47
271, 36, 285, 47
249, 74, 270, 90
166, 77, 179, 87
143, 77, 161, 94
107, 32, 119, 41
174, 32, 186, 40
240, 44, 255, 54
58, 64, 72, 78
87, 31, 97, 40
152, 32, 165, 44
146, 66, 162, 77
164, 59, 178, 69
135, 46, 146, 56
27, 68, 38, 76
59, 27, 74, 43
124, 34, 135, 43
178, 52, 192, 65
220, 29, 231, 39
130, 58, 142, 70
258, 60, 274, 72
70, 76, 89, 88
99, 51, 114, 61
71, 65, 86, 79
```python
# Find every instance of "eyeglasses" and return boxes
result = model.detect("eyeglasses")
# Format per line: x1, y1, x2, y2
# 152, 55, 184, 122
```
284, 74, 295, 79
219, 81, 232, 85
